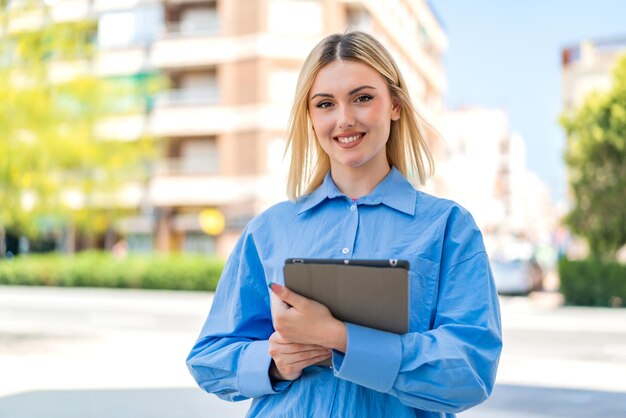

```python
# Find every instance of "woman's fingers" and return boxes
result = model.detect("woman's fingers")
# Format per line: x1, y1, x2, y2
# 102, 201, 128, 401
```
269, 331, 327, 351
271, 349, 332, 381
292, 352, 332, 368
268, 331, 332, 381
284, 348, 331, 363
269, 343, 330, 359
269, 283, 311, 310
271, 341, 328, 354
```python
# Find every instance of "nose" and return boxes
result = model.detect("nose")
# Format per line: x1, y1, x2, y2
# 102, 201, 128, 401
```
337, 105, 355, 129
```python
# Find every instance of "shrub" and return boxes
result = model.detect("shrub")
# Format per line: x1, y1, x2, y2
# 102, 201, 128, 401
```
559, 258, 626, 307
0, 251, 224, 291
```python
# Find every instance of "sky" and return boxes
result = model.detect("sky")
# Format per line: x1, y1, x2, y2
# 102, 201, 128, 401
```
431, 1, 626, 205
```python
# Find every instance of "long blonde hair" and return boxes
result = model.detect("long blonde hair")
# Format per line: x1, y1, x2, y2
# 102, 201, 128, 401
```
285, 31, 434, 200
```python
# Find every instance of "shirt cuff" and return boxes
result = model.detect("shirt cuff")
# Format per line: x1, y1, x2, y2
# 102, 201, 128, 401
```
332, 322, 402, 393
237, 340, 292, 398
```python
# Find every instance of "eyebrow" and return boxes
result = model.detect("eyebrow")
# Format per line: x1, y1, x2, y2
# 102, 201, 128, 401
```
310, 85, 377, 101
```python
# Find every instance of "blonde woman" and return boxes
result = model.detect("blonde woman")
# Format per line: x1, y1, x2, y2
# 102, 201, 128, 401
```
187, 31, 502, 418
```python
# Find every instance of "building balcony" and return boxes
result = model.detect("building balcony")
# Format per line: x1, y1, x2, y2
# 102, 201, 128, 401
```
150, 12, 221, 69
149, 102, 290, 137
155, 87, 219, 107
92, 0, 160, 13
95, 46, 152, 77
154, 157, 219, 177
151, 32, 317, 69
162, 19, 220, 37
162, 0, 212, 4
148, 174, 260, 207
60, 182, 145, 210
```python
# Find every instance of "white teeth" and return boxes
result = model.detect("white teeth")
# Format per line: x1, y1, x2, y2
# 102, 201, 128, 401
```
337, 134, 362, 144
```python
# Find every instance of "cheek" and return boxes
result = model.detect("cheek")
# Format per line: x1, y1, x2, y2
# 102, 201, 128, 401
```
359, 103, 388, 126
310, 113, 334, 137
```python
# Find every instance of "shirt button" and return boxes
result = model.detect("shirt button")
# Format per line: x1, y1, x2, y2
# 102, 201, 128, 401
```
341, 247, 349, 254
350, 205, 356, 212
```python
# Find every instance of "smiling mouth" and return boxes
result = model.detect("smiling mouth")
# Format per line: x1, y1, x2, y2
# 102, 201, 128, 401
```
335, 133, 365, 144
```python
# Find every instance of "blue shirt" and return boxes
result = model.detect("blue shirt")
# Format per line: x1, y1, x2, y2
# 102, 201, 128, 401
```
187, 167, 502, 418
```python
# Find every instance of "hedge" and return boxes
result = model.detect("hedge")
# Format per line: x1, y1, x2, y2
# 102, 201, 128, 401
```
559, 258, 626, 307
0, 251, 225, 291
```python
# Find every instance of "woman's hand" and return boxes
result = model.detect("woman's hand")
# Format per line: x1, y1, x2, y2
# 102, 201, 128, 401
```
268, 332, 331, 381
269, 283, 347, 352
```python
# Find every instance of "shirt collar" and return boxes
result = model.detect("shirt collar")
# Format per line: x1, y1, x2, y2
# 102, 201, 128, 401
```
297, 167, 416, 216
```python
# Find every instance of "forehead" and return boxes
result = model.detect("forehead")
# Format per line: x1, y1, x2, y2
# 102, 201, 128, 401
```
309, 60, 387, 95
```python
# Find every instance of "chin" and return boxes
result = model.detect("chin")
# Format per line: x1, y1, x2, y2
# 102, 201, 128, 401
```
336, 158, 369, 169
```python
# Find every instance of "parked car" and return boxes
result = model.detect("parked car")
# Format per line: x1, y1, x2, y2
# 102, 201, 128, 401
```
491, 258, 543, 295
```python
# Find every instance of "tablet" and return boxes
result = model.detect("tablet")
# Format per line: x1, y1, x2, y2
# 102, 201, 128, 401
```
283, 258, 409, 339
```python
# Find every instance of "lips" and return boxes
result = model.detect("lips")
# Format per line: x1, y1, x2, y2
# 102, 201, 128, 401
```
334, 133, 365, 149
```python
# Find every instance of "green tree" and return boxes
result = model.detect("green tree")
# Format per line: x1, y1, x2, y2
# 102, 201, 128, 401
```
0, 2, 159, 253
561, 55, 626, 259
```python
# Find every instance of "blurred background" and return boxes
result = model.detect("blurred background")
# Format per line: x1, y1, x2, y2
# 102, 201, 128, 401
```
1, 0, 625, 417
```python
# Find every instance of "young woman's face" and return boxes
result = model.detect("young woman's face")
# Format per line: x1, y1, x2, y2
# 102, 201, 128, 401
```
308, 60, 400, 174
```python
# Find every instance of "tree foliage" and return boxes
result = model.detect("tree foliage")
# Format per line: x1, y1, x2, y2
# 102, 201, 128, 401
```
561, 55, 626, 258
0, 3, 158, 243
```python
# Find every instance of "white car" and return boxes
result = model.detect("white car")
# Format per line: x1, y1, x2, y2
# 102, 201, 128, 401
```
491, 259, 542, 295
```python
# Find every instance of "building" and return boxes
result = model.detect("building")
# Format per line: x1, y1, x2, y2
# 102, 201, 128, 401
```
5, 0, 448, 258
438, 107, 556, 255
99, 0, 448, 257
562, 36, 626, 111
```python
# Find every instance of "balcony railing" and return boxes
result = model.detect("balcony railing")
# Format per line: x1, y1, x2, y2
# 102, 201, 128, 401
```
155, 157, 219, 176
154, 87, 219, 107
161, 18, 219, 38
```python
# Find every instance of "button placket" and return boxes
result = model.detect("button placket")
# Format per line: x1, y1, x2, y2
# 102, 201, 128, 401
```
341, 201, 358, 256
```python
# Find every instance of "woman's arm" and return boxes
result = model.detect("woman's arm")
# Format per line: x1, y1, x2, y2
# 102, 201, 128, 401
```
186, 228, 287, 401
332, 252, 502, 413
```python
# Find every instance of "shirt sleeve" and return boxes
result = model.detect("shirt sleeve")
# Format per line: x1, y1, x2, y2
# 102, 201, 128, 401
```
186, 226, 291, 401
332, 208, 502, 414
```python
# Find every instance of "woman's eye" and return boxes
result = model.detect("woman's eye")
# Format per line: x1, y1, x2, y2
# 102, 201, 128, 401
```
355, 94, 374, 103
316, 101, 332, 109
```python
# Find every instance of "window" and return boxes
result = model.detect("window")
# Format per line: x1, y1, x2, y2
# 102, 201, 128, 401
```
160, 69, 219, 105
164, 1, 219, 35
180, 5, 218, 33
127, 233, 154, 253
98, 5, 163, 48
184, 232, 216, 254
180, 138, 219, 174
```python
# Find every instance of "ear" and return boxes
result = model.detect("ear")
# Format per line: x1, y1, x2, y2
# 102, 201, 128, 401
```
391, 98, 401, 121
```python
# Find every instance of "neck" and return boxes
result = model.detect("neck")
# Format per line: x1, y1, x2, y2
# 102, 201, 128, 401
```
330, 163, 391, 199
